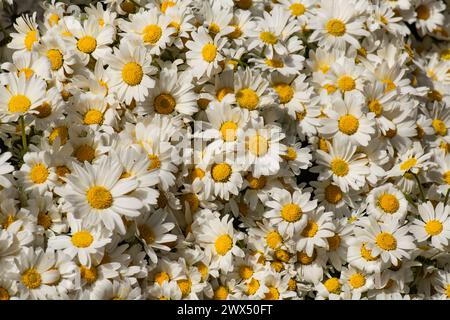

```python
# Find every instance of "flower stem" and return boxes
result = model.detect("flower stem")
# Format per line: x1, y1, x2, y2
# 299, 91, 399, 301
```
20, 115, 27, 155
412, 172, 426, 202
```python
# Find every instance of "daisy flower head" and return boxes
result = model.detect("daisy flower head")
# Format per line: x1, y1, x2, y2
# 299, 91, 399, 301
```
366, 183, 408, 222
8, 13, 40, 53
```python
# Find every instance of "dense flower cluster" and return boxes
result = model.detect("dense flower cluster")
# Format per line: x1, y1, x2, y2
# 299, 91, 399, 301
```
0, 0, 450, 300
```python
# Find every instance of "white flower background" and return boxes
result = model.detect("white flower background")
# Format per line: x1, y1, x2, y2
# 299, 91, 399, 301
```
0, 0, 449, 300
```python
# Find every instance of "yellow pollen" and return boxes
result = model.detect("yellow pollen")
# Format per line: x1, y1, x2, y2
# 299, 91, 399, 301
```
208, 23, 220, 34
213, 286, 229, 300
319, 63, 330, 73
325, 184, 343, 204
147, 154, 161, 171
138, 224, 155, 244
177, 279, 192, 297
376, 232, 397, 251
301, 220, 318, 238
380, 16, 388, 24
382, 79, 396, 92
288, 278, 297, 291
324, 83, 337, 94
196, 262, 208, 281
211, 163, 232, 182
265, 59, 284, 68
246, 173, 266, 189
378, 194, 399, 214
86, 186, 113, 209
74, 145, 95, 163
331, 158, 349, 177
48, 126, 68, 145
71, 231, 94, 248
319, 137, 329, 152
368, 100, 382, 117
239, 265, 253, 280
271, 261, 284, 272
246, 278, 260, 295
297, 250, 316, 265
337, 75, 356, 92
56, 165, 70, 178
349, 273, 366, 289
77, 36, 97, 54
280, 203, 302, 222
259, 31, 277, 44
0, 287, 9, 300
324, 277, 341, 294
216, 87, 233, 102
275, 249, 290, 262
142, 24, 162, 44
35, 102, 52, 118
202, 43, 217, 62
266, 231, 282, 249
247, 134, 268, 156
122, 62, 143, 86
338, 114, 359, 135
80, 265, 97, 284
19, 68, 34, 79
220, 121, 238, 142
154, 93, 176, 114
83, 109, 103, 125
327, 234, 341, 251
425, 220, 443, 236
290, 3, 306, 16
442, 171, 450, 184
215, 234, 233, 255
168, 21, 180, 35
37, 212, 52, 229
24, 30, 37, 51
236, 88, 259, 110
161, 1, 175, 13
191, 167, 205, 181
21, 268, 42, 289
8, 95, 31, 113
49, 14, 59, 26
30, 163, 49, 184
1, 215, 15, 229
281, 147, 297, 161
98, 18, 105, 27
326, 19, 346, 36
400, 158, 417, 171
273, 83, 294, 104
416, 5, 430, 20
446, 284, 450, 298
47, 49, 63, 70
263, 286, 280, 300
228, 24, 242, 39
181, 193, 200, 213
361, 242, 378, 261
432, 119, 447, 136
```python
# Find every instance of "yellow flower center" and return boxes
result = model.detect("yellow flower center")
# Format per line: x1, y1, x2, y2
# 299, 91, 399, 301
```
47, 49, 63, 70
228, 24, 242, 39
48, 126, 68, 145
86, 186, 113, 209
281, 147, 297, 161
337, 75, 356, 92
290, 3, 306, 16
19, 68, 34, 79
220, 121, 238, 142
380, 16, 388, 24
49, 13, 59, 26
122, 62, 143, 86
416, 5, 430, 20
37, 212, 52, 229
330, 158, 349, 176
432, 119, 447, 136
263, 286, 280, 300
259, 31, 277, 44
399, 158, 417, 171
215, 234, 233, 255
202, 43, 217, 62
35, 102, 52, 118
142, 24, 162, 44
368, 99, 382, 117
325, 184, 343, 204
378, 194, 399, 214
327, 234, 341, 251
273, 83, 294, 104
443, 171, 450, 184
0, 287, 10, 300
324, 278, 341, 295
8, 95, 31, 113
138, 224, 155, 244
280, 203, 302, 222
177, 279, 192, 297
425, 220, 443, 236
161, 1, 175, 13
382, 79, 396, 92
297, 250, 316, 265
74, 144, 96, 163
301, 220, 318, 237
30, 163, 49, 184
246, 173, 266, 189
246, 278, 260, 295
216, 87, 233, 102
428, 90, 442, 102
83, 110, 103, 125
446, 284, 450, 298
326, 19, 346, 36
208, 23, 220, 34
376, 232, 397, 251
147, 154, 161, 171
21, 268, 42, 289
265, 59, 284, 68
236, 88, 259, 110
80, 265, 97, 284
211, 163, 232, 182
24, 30, 38, 51
154, 93, 176, 114
213, 286, 228, 300
239, 265, 253, 280
71, 231, 94, 248
1, 215, 15, 229
360, 242, 378, 261
154, 272, 170, 285
349, 273, 366, 289
247, 134, 268, 156
266, 231, 282, 249
77, 36, 97, 54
